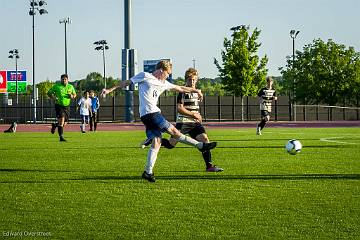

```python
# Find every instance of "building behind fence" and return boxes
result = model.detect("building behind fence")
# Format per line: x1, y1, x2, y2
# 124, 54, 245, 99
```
1, 94, 359, 124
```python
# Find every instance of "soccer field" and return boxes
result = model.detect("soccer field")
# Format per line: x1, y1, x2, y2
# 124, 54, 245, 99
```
0, 127, 359, 239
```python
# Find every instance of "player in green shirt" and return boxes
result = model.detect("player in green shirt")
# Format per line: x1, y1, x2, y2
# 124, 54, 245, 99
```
47, 74, 77, 141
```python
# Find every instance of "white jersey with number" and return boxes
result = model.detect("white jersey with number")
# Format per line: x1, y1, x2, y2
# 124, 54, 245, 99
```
78, 97, 92, 116
131, 72, 175, 117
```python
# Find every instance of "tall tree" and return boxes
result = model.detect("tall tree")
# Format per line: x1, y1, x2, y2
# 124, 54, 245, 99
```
214, 25, 268, 119
280, 39, 360, 106
37, 80, 54, 96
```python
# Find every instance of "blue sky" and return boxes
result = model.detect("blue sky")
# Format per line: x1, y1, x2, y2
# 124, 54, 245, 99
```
1, 0, 359, 84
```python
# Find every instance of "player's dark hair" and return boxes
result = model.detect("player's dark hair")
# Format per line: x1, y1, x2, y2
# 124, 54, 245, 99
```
61, 74, 68, 79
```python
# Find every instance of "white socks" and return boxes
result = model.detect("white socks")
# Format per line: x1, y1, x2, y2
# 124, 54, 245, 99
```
177, 134, 203, 149
145, 147, 160, 174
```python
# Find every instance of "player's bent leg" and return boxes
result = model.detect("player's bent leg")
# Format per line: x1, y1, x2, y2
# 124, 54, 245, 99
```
168, 126, 217, 151
161, 138, 176, 149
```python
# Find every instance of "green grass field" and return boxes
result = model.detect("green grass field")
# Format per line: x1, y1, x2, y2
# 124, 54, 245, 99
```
0, 127, 359, 239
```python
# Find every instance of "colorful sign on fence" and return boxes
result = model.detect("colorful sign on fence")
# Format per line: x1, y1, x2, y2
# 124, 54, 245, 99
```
7, 70, 27, 82
0, 70, 27, 93
0, 71, 7, 93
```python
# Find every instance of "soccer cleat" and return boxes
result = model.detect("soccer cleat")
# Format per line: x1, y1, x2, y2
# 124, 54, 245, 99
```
51, 123, 56, 134
140, 138, 152, 149
200, 142, 217, 152
82, 131, 86, 133
59, 137, 67, 142
142, 171, 156, 182
256, 124, 262, 135
206, 165, 224, 172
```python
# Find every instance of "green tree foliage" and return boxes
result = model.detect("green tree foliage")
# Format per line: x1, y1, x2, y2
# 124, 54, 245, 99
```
214, 25, 268, 97
280, 39, 360, 105
37, 80, 54, 96
198, 78, 226, 96
75, 72, 104, 93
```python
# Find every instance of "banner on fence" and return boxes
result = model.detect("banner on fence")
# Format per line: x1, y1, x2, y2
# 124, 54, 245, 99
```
0, 70, 7, 93
7, 70, 27, 93
0, 70, 27, 93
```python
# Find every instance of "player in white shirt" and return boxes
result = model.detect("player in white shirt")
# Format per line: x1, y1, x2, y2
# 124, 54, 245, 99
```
77, 91, 92, 133
102, 60, 217, 182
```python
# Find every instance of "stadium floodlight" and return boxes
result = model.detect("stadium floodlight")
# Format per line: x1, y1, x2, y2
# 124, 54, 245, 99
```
29, 0, 48, 123
38, 0, 47, 6
30, 1, 38, 7
94, 40, 110, 89
39, 9, 48, 15
8, 49, 20, 104
59, 17, 72, 74
290, 29, 300, 121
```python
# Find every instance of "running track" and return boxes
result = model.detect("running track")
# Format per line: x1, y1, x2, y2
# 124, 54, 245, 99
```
1, 121, 359, 133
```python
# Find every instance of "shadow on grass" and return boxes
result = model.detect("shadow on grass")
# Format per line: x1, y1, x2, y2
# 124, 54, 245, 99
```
74, 174, 360, 181
1, 168, 359, 183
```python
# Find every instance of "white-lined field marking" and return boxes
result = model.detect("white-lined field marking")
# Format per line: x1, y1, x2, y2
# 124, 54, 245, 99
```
236, 130, 305, 134
320, 136, 356, 145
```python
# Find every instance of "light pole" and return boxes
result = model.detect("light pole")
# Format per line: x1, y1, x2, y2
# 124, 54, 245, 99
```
59, 17, 71, 75
290, 29, 300, 121
94, 40, 109, 89
29, 0, 48, 124
8, 49, 20, 105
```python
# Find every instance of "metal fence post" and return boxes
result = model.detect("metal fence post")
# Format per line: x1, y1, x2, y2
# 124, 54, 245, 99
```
274, 99, 278, 121
218, 95, 221, 122
173, 95, 177, 122
289, 96, 292, 121
232, 95, 235, 121
112, 94, 116, 121
203, 95, 207, 122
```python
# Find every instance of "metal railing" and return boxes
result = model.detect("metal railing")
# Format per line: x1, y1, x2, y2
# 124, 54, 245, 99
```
1, 94, 359, 124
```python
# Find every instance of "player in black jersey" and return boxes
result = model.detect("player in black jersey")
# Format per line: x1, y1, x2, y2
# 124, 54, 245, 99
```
141, 68, 223, 172
256, 76, 277, 135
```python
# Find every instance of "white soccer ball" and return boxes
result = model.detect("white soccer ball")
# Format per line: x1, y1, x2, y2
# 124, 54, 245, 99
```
285, 139, 302, 155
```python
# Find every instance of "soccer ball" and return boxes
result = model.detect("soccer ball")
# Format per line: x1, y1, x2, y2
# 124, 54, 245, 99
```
285, 139, 302, 155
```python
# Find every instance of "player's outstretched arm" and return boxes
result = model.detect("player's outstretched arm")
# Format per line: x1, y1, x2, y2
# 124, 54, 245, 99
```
101, 80, 132, 96
172, 85, 203, 101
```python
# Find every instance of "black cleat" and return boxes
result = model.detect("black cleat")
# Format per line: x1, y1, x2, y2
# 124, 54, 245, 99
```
140, 138, 152, 149
200, 142, 217, 152
142, 171, 156, 182
206, 165, 224, 172
59, 137, 67, 142
51, 123, 56, 134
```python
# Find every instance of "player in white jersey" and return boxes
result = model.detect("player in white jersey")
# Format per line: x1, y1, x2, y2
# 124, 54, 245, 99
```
143, 68, 223, 172
101, 60, 217, 182
256, 76, 277, 135
77, 91, 92, 133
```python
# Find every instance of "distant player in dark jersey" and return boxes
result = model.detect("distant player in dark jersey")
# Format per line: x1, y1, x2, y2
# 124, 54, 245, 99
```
142, 68, 223, 172
89, 90, 100, 132
256, 76, 277, 135
47, 74, 77, 141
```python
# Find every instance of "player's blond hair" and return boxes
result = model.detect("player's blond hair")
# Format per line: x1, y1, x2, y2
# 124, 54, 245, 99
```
185, 68, 198, 80
155, 60, 172, 72
266, 76, 273, 83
